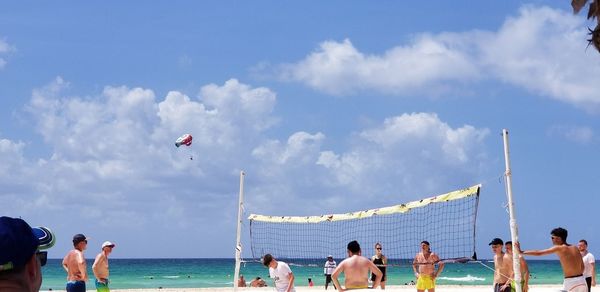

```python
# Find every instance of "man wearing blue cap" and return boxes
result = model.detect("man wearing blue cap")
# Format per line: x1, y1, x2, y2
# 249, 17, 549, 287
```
63, 233, 89, 292
0, 216, 56, 292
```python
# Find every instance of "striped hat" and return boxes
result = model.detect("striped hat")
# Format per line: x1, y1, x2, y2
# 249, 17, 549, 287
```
0, 217, 55, 272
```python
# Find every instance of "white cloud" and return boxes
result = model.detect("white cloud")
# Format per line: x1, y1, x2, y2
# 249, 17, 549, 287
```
276, 6, 600, 111
548, 125, 595, 144
279, 38, 479, 96
1, 77, 491, 256
247, 112, 489, 216
0, 38, 15, 69
316, 113, 489, 201
480, 6, 600, 112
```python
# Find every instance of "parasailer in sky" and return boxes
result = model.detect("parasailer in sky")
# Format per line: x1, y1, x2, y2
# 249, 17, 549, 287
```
175, 134, 193, 160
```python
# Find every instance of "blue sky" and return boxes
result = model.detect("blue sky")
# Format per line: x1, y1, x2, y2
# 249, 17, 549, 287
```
1, 1, 599, 259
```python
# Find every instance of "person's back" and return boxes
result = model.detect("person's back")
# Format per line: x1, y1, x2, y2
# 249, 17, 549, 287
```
342, 255, 372, 288
332, 240, 382, 290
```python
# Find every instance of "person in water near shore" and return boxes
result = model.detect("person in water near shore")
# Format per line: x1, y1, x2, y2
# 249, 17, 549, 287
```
517, 227, 586, 292
250, 276, 267, 287
332, 240, 382, 291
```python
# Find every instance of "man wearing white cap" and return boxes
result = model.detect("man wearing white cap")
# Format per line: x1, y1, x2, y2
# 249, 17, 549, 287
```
324, 255, 337, 290
92, 241, 115, 292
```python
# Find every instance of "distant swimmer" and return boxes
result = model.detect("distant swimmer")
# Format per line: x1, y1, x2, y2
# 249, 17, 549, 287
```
517, 227, 587, 292
250, 276, 267, 287
412, 241, 444, 292
371, 243, 388, 289
331, 240, 382, 291
238, 274, 247, 287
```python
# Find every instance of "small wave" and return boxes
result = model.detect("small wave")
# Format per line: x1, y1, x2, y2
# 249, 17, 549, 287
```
163, 275, 181, 279
438, 274, 485, 282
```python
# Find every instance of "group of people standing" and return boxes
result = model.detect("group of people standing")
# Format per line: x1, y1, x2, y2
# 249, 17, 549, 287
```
0, 217, 115, 292
262, 240, 445, 292
61, 233, 116, 292
492, 227, 596, 292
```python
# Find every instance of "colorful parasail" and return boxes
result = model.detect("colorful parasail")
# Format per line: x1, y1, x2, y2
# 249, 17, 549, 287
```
175, 134, 193, 148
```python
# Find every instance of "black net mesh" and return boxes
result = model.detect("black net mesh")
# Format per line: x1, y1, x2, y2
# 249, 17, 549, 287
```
248, 187, 480, 266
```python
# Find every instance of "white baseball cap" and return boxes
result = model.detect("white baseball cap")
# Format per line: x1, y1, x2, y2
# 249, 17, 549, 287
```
102, 241, 115, 249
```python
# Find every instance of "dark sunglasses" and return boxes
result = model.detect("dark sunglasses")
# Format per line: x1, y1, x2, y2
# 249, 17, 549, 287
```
376, 247, 382, 250
36, 251, 48, 267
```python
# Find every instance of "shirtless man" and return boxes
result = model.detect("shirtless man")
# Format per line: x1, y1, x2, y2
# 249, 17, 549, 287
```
92, 241, 115, 292
517, 227, 586, 292
237, 275, 247, 287
412, 241, 444, 292
250, 276, 267, 287
62, 234, 88, 292
490, 238, 512, 292
505, 241, 529, 292
331, 240, 382, 291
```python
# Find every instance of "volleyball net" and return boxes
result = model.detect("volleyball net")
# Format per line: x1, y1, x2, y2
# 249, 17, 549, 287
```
246, 185, 481, 266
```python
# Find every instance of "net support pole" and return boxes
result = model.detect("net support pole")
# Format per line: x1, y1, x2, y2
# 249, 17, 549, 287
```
233, 171, 245, 291
502, 129, 522, 292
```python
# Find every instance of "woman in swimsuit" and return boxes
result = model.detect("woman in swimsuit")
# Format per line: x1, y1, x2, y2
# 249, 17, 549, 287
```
371, 242, 388, 289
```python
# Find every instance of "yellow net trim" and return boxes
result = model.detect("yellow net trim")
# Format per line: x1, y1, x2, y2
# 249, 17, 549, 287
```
248, 184, 480, 223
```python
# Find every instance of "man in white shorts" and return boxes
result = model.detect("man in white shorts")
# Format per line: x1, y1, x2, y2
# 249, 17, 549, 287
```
517, 227, 586, 292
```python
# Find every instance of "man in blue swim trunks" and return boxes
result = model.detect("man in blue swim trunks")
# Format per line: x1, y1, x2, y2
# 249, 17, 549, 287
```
63, 234, 89, 292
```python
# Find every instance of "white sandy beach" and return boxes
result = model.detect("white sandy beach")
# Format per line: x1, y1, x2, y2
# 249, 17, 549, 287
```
41, 285, 599, 292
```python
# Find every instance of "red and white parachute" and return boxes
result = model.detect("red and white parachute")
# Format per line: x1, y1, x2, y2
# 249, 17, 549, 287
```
175, 134, 193, 148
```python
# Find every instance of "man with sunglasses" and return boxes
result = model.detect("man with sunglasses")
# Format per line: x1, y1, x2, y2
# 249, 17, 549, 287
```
517, 227, 586, 292
63, 233, 89, 292
0, 216, 55, 292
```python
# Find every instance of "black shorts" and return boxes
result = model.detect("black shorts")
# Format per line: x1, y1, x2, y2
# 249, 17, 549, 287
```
371, 267, 386, 282
585, 277, 592, 292
325, 274, 333, 284
494, 283, 511, 292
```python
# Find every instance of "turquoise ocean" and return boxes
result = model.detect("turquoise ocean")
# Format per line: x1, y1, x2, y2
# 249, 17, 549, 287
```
41, 259, 567, 290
